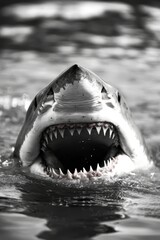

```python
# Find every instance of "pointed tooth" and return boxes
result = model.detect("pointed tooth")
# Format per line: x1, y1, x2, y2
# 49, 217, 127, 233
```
69, 129, 75, 136
112, 133, 115, 139
59, 168, 64, 176
89, 165, 93, 172
42, 141, 47, 148
109, 129, 112, 138
108, 158, 112, 168
41, 102, 45, 107
59, 129, 65, 138
49, 132, 53, 141
53, 130, 57, 138
108, 159, 110, 165
44, 134, 48, 144
96, 126, 101, 134
49, 167, 53, 175
41, 146, 45, 151
41, 146, 46, 152
108, 159, 113, 171
104, 161, 107, 168
73, 168, 80, 179
74, 168, 78, 175
76, 127, 82, 135
67, 169, 73, 179
86, 127, 92, 135
83, 167, 87, 174
51, 168, 59, 178
97, 163, 100, 171
103, 127, 107, 136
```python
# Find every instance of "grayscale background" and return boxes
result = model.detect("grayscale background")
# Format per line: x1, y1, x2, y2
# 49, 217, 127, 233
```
0, 1, 160, 240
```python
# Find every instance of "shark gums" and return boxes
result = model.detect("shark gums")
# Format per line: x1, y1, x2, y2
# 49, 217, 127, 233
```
13, 64, 151, 181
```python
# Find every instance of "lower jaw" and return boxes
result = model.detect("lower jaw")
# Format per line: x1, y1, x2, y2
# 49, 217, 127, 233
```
44, 157, 118, 180
30, 153, 134, 181
41, 145, 121, 175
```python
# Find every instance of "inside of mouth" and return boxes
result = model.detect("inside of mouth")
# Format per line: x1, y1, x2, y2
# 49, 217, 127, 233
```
40, 122, 122, 174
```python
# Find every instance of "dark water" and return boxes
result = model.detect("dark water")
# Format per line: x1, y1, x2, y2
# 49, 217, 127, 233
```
0, 1, 160, 239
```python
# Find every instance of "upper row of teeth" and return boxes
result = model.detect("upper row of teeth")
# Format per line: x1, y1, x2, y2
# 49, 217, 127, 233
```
45, 159, 117, 180
42, 125, 116, 141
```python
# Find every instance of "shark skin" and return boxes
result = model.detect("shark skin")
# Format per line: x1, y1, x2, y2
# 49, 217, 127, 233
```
13, 64, 151, 181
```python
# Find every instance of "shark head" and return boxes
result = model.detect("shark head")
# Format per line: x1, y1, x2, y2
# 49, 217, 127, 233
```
14, 64, 150, 180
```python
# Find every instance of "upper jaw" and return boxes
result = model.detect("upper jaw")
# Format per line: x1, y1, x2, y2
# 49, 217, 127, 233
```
35, 99, 121, 131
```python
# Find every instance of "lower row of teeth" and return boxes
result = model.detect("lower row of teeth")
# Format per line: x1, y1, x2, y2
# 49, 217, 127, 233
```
44, 159, 117, 180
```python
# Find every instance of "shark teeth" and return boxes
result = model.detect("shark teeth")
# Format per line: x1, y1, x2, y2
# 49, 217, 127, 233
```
49, 132, 53, 141
59, 129, 65, 138
67, 169, 73, 179
76, 128, 82, 135
59, 168, 64, 176
51, 129, 57, 139
69, 128, 75, 136
95, 126, 101, 134
44, 134, 49, 144
42, 122, 118, 141
44, 158, 117, 180
86, 127, 92, 135
103, 127, 108, 136
109, 128, 112, 138
40, 122, 119, 154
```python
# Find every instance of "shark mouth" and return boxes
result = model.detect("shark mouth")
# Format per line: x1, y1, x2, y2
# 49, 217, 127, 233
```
40, 121, 123, 180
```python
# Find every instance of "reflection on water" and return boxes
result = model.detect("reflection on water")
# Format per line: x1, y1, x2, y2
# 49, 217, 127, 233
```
1, 213, 160, 240
0, 168, 160, 240
0, 213, 49, 240
0, 0, 160, 240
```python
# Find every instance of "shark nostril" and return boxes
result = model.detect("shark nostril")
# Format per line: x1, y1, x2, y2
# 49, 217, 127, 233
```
105, 102, 114, 108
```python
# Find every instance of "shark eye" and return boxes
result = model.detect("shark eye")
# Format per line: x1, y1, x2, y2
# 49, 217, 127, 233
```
25, 96, 38, 120
117, 92, 121, 103
34, 97, 38, 109
101, 87, 107, 93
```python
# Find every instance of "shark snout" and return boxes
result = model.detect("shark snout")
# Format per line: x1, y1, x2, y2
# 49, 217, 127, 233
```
53, 64, 102, 105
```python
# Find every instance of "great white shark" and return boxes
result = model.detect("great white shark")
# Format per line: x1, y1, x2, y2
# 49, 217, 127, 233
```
13, 64, 151, 180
